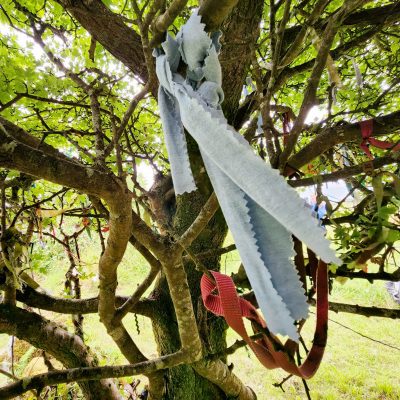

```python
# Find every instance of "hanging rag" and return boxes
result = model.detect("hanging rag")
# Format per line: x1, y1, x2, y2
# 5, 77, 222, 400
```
360, 119, 400, 159
154, 10, 341, 340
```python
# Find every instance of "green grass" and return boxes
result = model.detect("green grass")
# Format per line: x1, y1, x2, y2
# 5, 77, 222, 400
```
221, 246, 400, 399
229, 310, 400, 399
1, 235, 400, 399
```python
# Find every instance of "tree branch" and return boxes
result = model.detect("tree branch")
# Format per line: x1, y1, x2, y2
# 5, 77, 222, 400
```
289, 156, 398, 187
280, 0, 331, 67
220, 0, 264, 124
0, 117, 118, 198
150, 0, 189, 47
103, 84, 150, 158
6, 284, 155, 317
198, 0, 240, 32
115, 262, 160, 319
161, 258, 203, 360
287, 110, 400, 169
279, 0, 370, 169
0, 116, 163, 254
193, 359, 256, 400
54, 0, 148, 81
0, 350, 189, 400
0, 116, 162, 381
0, 304, 120, 399
309, 299, 400, 319
331, 268, 400, 282
282, 2, 400, 49
3, 92, 117, 120
52, 1, 400, 91
183, 244, 236, 261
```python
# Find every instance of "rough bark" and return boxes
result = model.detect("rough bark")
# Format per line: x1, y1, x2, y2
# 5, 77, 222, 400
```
282, 3, 400, 48
220, 0, 264, 125
54, 0, 148, 81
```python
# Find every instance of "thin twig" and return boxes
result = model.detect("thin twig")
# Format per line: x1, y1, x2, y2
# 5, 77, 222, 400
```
104, 84, 150, 158
115, 262, 161, 319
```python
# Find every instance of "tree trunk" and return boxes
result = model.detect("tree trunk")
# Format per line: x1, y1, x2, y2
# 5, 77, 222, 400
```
150, 187, 229, 399
147, 1, 264, 395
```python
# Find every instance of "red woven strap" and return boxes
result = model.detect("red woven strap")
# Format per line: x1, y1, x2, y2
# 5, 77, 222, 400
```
201, 261, 329, 379
360, 119, 400, 159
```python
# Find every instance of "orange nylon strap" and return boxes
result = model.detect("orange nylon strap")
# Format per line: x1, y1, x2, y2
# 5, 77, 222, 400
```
201, 261, 329, 379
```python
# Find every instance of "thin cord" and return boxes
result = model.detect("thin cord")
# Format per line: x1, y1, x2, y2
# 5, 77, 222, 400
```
310, 311, 400, 352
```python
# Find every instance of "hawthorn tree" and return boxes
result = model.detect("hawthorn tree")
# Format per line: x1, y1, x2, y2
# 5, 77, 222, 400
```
0, 0, 399, 399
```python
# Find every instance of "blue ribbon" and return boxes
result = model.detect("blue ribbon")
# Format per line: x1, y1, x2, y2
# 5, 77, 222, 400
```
154, 11, 342, 340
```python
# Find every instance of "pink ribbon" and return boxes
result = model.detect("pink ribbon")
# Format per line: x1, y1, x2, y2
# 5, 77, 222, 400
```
360, 119, 400, 159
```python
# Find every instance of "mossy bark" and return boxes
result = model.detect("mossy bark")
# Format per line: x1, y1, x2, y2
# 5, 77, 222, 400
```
150, 186, 229, 399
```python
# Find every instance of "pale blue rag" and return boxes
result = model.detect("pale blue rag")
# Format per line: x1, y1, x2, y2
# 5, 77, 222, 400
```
154, 11, 342, 340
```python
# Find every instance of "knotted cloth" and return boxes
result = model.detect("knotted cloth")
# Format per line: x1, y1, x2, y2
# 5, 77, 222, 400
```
154, 10, 341, 340
360, 119, 400, 159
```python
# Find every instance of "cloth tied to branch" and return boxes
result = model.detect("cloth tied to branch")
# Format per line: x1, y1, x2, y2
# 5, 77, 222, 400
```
360, 119, 400, 159
154, 10, 341, 340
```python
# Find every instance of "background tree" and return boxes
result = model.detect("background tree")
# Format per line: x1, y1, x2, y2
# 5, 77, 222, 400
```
0, 0, 399, 399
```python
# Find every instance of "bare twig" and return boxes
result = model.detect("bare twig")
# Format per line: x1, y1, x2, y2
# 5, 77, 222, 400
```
279, 0, 370, 169
103, 84, 150, 158
115, 262, 161, 319
288, 156, 398, 187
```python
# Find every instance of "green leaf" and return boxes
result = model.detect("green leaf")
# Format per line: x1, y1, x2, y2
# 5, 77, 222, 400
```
85, 226, 92, 239
377, 205, 397, 220
386, 229, 400, 243
372, 175, 384, 210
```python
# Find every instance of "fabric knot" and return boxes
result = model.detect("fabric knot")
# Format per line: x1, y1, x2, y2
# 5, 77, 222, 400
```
360, 119, 400, 159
